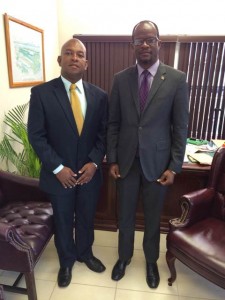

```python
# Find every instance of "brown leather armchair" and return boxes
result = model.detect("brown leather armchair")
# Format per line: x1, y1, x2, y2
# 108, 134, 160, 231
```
166, 146, 225, 289
0, 170, 54, 300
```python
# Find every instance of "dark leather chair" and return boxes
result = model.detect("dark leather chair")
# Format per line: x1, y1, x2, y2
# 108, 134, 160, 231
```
0, 285, 4, 300
0, 170, 54, 300
166, 146, 225, 289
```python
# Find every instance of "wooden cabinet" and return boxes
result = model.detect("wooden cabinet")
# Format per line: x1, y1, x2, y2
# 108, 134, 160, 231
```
94, 162, 210, 233
95, 163, 117, 231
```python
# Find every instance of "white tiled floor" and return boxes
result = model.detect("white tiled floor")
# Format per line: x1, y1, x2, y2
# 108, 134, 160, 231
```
0, 230, 224, 300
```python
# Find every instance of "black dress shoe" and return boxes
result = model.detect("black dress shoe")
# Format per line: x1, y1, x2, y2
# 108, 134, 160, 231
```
111, 259, 131, 281
80, 256, 106, 273
57, 267, 72, 287
146, 262, 160, 288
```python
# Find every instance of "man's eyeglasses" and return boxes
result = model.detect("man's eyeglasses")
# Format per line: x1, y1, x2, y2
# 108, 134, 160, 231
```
133, 37, 159, 46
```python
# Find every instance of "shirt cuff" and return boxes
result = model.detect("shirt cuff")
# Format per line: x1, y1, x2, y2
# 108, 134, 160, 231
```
92, 162, 98, 169
169, 169, 176, 175
53, 164, 64, 174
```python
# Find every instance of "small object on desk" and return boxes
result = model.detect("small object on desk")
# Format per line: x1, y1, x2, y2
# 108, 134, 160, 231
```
187, 138, 208, 146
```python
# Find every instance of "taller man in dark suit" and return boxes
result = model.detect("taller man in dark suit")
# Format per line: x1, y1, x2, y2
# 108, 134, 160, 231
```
107, 21, 189, 288
28, 38, 108, 287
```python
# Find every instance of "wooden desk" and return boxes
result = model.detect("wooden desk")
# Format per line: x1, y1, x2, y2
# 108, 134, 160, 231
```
94, 162, 211, 233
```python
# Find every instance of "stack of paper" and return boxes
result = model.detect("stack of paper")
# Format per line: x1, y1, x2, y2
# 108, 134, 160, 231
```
187, 152, 214, 165
185, 139, 225, 165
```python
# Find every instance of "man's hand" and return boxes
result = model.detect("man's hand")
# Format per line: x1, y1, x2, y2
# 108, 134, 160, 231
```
109, 163, 121, 179
56, 167, 77, 188
157, 169, 175, 186
76, 162, 97, 185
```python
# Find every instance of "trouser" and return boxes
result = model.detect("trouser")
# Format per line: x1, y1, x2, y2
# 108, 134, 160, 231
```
49, 175, 101, 268
117, 158, 167, 262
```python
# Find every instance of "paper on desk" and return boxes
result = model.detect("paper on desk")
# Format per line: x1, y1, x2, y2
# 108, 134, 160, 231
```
211, 139, 225, 148
187, 152, 213, 165
184, 144, 197, 163
185, 143, 215, 165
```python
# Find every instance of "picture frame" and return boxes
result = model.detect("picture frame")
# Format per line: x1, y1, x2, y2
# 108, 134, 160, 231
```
4, 13, 45, 88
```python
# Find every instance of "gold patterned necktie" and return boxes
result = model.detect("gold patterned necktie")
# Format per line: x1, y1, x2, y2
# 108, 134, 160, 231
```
70, 83, 84, 135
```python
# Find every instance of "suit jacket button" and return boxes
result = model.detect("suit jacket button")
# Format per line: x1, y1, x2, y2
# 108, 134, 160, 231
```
139, 126, 142, 130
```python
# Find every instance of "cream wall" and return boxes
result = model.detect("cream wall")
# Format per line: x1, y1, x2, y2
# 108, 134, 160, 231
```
57, 0, 225, 44
0, 0, 59, 143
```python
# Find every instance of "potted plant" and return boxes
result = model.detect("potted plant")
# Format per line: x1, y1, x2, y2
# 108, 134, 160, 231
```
0, 102, 40, 178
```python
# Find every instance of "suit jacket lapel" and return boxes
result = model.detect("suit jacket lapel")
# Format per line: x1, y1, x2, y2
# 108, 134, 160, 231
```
129, 64, 167, 116
128, 66, 140, 115
82, 81, 94, 134
52, 79, 96, 136
53, 77, 78, 134
144, 63, 166, 110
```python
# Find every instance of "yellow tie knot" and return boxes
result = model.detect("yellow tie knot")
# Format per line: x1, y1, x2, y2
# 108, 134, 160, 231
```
70, 83, 76, 91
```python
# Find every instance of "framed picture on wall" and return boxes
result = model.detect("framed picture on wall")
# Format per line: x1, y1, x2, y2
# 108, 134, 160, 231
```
4, 13, 45, 88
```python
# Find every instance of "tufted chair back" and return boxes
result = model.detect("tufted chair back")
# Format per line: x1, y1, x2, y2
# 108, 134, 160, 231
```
0, 171, 49, 206
0, 171, 54, 300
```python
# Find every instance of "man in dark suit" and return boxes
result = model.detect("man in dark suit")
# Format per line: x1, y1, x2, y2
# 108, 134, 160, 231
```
107, 20, 189, 288
28, 38, 108, 287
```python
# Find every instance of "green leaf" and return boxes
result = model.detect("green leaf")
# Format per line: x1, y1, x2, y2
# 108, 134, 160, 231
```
0, 102, 40, 178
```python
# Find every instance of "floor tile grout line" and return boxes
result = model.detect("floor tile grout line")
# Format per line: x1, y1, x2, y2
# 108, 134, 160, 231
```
116, 286, 179, 296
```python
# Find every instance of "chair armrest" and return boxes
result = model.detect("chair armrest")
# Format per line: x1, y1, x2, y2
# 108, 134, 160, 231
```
0, 222, 12, 241
0, 222, 33, 268
0, 223, 31, 251
169, 188, 215, 229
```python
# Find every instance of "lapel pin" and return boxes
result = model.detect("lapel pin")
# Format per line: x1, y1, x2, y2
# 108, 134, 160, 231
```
161, 76, 165, 80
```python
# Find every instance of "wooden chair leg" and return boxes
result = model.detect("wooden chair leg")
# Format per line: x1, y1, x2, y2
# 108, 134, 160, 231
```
0, 285, 4, 300
24, 271, 37, 300
166, 250, 177, 286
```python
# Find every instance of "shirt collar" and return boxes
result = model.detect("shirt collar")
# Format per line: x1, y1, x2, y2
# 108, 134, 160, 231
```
137, 59, 160, 77
61, 76, 83, 94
